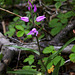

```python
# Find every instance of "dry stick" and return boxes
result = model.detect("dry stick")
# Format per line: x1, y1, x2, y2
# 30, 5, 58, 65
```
0, 8, 22, 68
36, 24, 50, 35
64, 59, 70, 64
41, 2, 53, 11
2, 21, 6, 34
39, 0, 42, 6
16, 50, 21, 68
0, 7, 50, 35
0, 8, 22, 18
0, 32, 74, 72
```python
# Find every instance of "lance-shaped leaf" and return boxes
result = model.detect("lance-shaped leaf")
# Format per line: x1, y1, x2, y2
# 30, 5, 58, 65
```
45, 37, 75, 66
7, 69, 40, 74
7, 45, 40, 55
52, 60, 61, 75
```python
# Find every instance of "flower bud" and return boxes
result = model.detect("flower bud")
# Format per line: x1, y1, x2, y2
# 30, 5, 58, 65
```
36, 15, 46, 22
20, 17, 29, 22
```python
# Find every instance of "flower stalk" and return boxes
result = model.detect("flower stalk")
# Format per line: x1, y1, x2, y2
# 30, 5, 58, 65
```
31, 10, 35, 26
36, 36, 48, 75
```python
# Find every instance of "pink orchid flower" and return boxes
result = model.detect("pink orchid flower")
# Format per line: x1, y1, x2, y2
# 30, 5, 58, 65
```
36, 15, 46, 22
28, 1, 32, 11
20, 17, 29, 22
34, 4, 37, 12
27, 28, 38, 36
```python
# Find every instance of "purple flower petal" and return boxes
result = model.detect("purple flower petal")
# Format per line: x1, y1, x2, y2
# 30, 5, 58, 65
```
34, 4, 37, 12
27, 28, 38, 36
27, 31, 34, 35
28, 0, 32, 2
28, 6, 30, 11
36, 31, 38, 36
20, 17, 29, 22
28, 1, 32, 8
36, 15, 46, 22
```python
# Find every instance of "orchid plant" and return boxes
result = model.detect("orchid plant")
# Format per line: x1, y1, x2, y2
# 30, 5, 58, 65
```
7, 0, 75, 75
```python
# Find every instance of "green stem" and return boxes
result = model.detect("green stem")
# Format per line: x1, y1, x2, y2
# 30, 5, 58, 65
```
29, 4, 48, 74
31, 10, 35, 27
36, 36, 48, 75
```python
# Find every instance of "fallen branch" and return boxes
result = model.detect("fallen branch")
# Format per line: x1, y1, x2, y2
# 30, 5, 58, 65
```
0, 32, 74, 72
49, 20, 75, 45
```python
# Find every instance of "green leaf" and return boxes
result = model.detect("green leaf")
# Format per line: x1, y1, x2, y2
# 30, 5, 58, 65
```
29, 55, 34, 59
42, 57, 48, 65
61, 18, 68, 24
22, 65, 36, 70
17, 31, 24, 37
71, 45, 75, 52
52, 60, 61, 75
37, 73, 43, 75
47, 62, 53, 69
55, 2, 61, 9
24, 55, 34, 65
57, 13, 65, 19
45, 37, 75, 66
22, 66, 33, 70
38, 34, 45, 40
0, 53, 3, 60
49, 19, 59, 27
50, 23, 62, 36
29, 59, 34, 65
69, 53, 75, 63
47, 56, 65, 69
52, 56, 65, 66
24, 30, 32, 38
64, 11, 73, 18
7, 70, 40, 74
50, 27, 61, 36
15, 25, 24, 31
24, 30, 30, 34
43, 46, 55, 54
27, 35, 32, 39
38, 60, 46, 72
13, 17, 20, 22
5, 28, 15, 37
7, 45, 40, 55
35, 22, 41, 25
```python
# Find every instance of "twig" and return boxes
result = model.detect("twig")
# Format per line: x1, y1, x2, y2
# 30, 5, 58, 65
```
0, 7, 50, 35
2, 21, 6, 34
16, 50, 21, 68
6, 36, 24, 45
35, 24, 50, 35
41, 2, 52, 11
64, 59, 70, 64
39, 0, 42, 6
0, 32, 74, 72
0, 8, 22, 18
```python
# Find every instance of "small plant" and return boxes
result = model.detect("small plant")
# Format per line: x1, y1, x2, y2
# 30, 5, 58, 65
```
49, 11, 73, 36
0, 0, 74, 75
69, 45, 75, 63
54, 0, 67, 9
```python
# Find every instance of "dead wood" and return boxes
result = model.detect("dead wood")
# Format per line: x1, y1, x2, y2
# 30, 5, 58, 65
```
0, 31, 74, 72
49, 20, 75, 45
